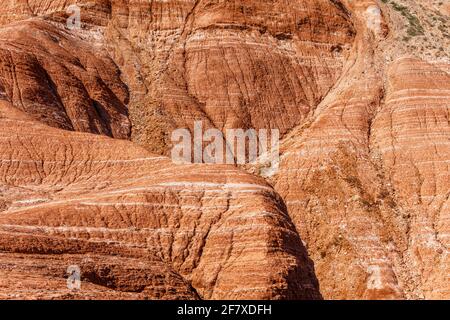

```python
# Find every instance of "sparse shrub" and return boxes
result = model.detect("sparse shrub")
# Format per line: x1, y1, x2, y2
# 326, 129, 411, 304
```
390, 1, 425, 37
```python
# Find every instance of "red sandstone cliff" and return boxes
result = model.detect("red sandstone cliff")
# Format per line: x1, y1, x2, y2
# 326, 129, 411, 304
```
0, 0, 448, 300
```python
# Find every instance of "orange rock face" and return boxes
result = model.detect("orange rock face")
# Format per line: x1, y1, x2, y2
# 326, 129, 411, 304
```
0, 101, 321, 299
273, 1, 450, 300
0, 19, 130, 138
0, 0, 449, 300
0, 0, 355, 153
371, 58, 450, 299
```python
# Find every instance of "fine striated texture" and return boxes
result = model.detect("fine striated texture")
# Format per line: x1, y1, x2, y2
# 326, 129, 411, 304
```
370, 58, 450, 299
0, 19, 130, 138
114, 0, 355, 154
273, 1, 407, 299
0, 0, 356, 153
272, 0, 450, 300
0, 0, 449, 301
0, 101, 320, 300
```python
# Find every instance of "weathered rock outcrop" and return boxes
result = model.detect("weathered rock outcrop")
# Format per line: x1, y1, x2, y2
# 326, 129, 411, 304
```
370, 58, 450, 299
273, 0, 450, 300
0, 101, 320, 300
0, 0, 356, 153
0, 19, 130, 138
0, 0, 449, 300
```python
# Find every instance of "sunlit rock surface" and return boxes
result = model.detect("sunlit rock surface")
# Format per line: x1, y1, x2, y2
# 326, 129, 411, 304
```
0, 0, 448, 300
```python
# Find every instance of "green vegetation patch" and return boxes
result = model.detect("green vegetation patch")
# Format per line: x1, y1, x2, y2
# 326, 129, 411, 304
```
387, 1, 425, 36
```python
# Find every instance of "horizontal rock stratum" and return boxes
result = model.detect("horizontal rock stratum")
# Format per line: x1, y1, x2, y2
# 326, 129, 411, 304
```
0, 0, 449, 300
0, 101, 321, 299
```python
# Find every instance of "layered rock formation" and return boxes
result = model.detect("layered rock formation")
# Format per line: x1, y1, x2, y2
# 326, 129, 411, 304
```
0, 19, 130, 138
370, 58, 450, 299
0, 101, 320, 299
1, 0, 356, 153
0, 0, 449, 300
273, 0, 450, 300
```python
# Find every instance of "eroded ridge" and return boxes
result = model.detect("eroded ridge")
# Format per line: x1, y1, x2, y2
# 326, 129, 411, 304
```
0, 102, 320, 300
